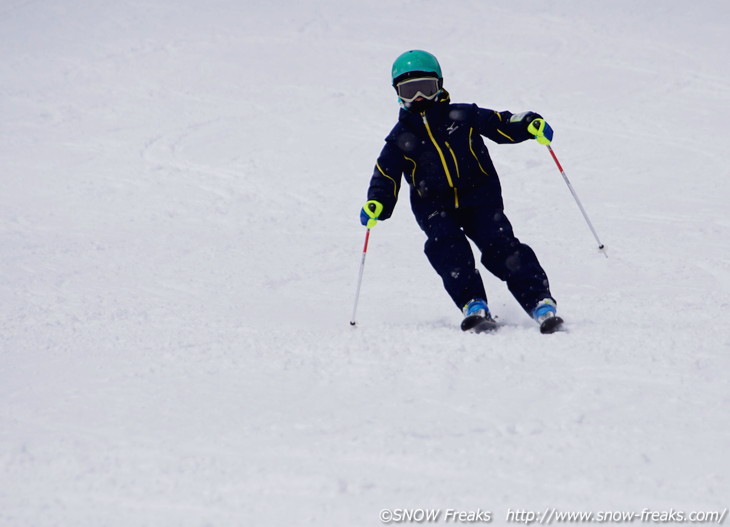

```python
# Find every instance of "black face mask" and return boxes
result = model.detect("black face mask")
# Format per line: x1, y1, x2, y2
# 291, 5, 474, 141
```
403, 97, 438, 113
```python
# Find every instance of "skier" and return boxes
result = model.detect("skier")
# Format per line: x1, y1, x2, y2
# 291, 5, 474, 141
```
360, 50, 564, 333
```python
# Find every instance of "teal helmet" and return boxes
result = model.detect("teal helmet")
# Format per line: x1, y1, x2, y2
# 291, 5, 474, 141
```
391, 50, 442, 86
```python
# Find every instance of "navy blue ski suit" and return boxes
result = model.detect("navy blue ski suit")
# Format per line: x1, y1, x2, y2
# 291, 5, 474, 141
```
365, 91, 554, 313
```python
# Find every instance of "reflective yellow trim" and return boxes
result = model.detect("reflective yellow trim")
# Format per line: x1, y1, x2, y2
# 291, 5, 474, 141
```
469, 128, 489, 175
376, 162, 398, 198
497, 129, 515, 142
403, 155, 418, 187
494, 111, 503, 121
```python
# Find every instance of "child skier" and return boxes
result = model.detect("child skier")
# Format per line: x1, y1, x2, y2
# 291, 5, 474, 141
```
360, 50, 563, 333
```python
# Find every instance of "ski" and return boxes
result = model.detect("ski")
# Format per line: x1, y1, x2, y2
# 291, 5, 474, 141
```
461, 313, 565, 334
461, 314, 499, 333
539, 316, 565, 334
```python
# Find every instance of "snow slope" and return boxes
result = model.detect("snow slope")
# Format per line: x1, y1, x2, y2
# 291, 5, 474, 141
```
1, 1, 728, 525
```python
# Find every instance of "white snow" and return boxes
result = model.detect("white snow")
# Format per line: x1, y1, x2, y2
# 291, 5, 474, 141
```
1, 1, 729, 525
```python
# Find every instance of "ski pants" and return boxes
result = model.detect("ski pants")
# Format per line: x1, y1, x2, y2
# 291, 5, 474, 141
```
413, 204, 553, 314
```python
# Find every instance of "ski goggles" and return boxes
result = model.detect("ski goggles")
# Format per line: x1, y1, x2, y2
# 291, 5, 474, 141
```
395, 77, 441, 102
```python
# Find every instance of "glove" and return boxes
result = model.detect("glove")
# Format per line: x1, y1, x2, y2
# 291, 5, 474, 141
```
510, 111, 553, 145
360, 200, 384, 228
527, 117, 554, 145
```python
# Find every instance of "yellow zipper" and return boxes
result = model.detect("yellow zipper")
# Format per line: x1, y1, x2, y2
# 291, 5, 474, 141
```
444, 141, 460, 180
444, 141, 460, 207
421, 113, 459, 208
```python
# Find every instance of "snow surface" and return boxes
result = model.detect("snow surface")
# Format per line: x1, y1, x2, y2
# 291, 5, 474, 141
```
1, 0, 729, 525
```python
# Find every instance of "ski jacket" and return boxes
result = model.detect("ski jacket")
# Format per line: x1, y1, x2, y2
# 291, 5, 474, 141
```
366, 92, 536, 219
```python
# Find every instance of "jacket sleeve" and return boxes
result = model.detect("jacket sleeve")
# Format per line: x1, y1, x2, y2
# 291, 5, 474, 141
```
476, 108, 536, 145
366, 140, 405, 220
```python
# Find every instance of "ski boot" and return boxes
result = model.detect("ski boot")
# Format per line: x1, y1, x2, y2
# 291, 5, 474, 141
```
532, 298, 564, 334
461, 298, 498, 333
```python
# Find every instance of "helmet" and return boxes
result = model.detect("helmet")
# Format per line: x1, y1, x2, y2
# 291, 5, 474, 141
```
391, 50, 442, 86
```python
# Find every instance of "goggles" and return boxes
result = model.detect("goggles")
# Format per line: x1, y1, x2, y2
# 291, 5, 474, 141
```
395, 77, 441, 102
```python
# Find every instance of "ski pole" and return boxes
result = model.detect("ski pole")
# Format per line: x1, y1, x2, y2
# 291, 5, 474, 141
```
545, 145, 607, 257
350, 228, 371, 326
